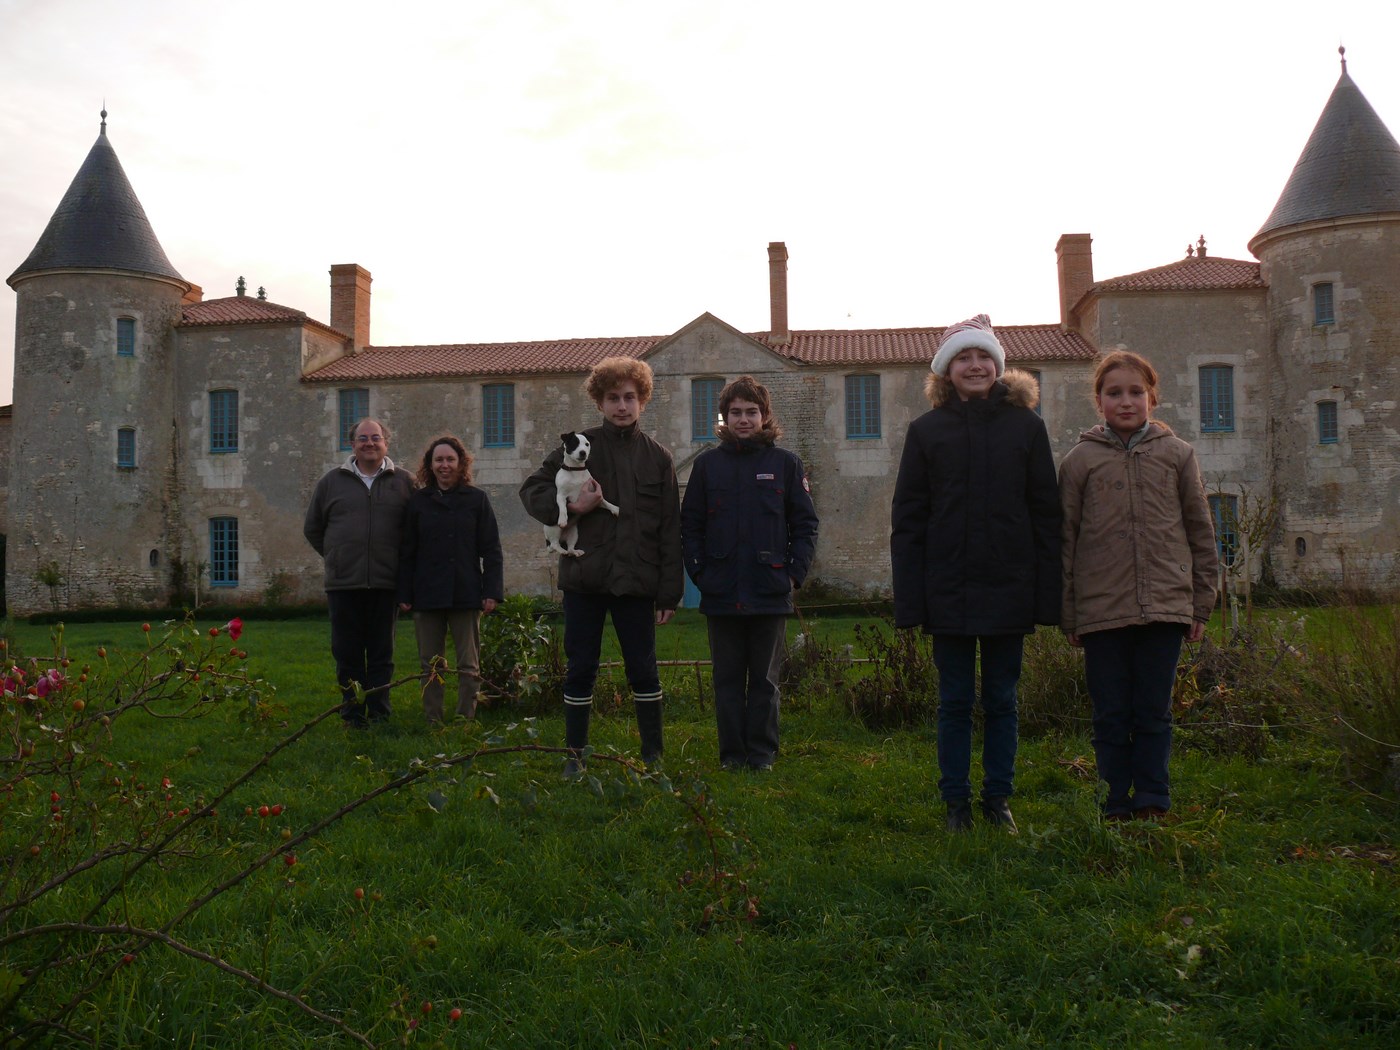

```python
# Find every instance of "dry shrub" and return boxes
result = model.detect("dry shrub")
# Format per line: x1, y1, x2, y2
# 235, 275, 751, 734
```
1017, 627, 1091, 738
1173, 620, 1311, 758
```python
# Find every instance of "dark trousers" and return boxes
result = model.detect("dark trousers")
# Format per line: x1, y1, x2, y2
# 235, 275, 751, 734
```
562, 593, 661, 702
707, 614, 786, 769
1081, 623, 1186, 814
327, 588, 398, 725
931, 634, 1024, 802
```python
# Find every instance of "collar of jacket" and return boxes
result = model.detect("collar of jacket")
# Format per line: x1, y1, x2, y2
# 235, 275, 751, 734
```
720, 435, 769, 454
1081, 421, 1172, 447
601, 419, 638, 440
342, 454, 397, 476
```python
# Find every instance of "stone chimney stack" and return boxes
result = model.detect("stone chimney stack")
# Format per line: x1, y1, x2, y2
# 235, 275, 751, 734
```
1055, 234, 1093, 332
330, 263, 372, 352
767, 241, 790, 345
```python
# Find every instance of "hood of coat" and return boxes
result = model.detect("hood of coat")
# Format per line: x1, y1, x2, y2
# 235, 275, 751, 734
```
923, 367, 1041, 410
1077, 419, 1176, 447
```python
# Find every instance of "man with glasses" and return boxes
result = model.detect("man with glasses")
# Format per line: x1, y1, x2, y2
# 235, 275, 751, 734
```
304, 418, 414, 727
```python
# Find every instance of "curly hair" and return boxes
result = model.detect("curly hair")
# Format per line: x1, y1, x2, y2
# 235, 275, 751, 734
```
415, 434, 473, 488
585, 356, 654, 405
715, 374, 782, 443
1094, 350, 1161, 409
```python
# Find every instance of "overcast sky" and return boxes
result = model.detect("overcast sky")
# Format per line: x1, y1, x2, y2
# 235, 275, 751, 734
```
2, 0, 1398, 402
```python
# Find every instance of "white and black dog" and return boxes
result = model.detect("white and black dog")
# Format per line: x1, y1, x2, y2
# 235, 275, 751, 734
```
544, 432, 620, 557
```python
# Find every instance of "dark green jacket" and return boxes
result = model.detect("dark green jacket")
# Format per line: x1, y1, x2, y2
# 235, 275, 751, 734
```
519, 421, 683, 609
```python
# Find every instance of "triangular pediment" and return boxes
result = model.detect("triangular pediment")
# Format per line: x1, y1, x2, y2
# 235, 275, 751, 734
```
643, 312, 801, 374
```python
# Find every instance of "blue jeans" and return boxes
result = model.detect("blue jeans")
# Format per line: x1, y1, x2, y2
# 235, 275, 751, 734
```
931, 634, 1024, 802
1082, 623, 1185, 814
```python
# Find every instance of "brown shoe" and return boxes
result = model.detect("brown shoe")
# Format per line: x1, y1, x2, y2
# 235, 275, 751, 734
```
1133, 806, 1168, 821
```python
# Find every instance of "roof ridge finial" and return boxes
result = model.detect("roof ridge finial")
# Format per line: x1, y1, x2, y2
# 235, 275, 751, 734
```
100, 101, 107, 135
1339, 44, 1347, 74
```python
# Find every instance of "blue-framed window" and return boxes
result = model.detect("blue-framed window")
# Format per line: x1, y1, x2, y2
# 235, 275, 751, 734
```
691, 377, 723, 440
209, 390, 239, 453
116, 317, 136, 357
209, 517, 239, 587
1199, 366, 1234, 433
845, 374, 881, 439
1317, 400, 1338, 444
338, 388, 369, 451
1208, 494, 1239, 569
1313, 283, 1334, 325
117, 427, 136, 468
483, 383, 515, 448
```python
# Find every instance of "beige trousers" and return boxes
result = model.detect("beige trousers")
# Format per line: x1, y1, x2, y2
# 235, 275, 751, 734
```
412, 609, 483, 723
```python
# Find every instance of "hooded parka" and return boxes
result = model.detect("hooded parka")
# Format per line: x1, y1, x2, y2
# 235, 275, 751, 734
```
1058, 422, 1219, 635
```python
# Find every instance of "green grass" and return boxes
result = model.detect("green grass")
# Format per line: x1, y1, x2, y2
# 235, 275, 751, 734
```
2, 616, 1397, 1048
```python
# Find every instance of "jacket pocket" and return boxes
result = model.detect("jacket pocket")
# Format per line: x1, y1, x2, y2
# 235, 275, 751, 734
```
753, 550, 791, 595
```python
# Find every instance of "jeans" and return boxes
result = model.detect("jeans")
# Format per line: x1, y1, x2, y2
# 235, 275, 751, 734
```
931, 634, 1024, 802
1082, 623, 1185, 814
327, 588, 398, 724
707, 615, 786, 769
412, 609, 482, 723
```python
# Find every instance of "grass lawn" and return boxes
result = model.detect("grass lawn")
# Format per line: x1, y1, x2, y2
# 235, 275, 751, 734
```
2, 614, 1397, 1048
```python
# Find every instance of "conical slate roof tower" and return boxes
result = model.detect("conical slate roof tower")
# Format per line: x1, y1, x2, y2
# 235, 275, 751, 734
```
1252, 51, 1400, 247
8, 112, 184, 286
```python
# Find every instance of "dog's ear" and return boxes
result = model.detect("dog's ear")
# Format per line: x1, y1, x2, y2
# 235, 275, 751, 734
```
560, 432, 573, 445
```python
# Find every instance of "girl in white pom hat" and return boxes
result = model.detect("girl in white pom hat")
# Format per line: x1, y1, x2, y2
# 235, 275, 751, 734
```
890, 314, 1062, 833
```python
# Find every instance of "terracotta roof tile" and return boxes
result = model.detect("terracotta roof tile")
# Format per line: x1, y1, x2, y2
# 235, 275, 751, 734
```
1092, 255, 1264, 294
302, 325, 1095, 383
180, 296, 346, 338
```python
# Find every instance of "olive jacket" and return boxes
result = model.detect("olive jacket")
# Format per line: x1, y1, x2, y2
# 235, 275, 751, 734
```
519, 421, 684, 609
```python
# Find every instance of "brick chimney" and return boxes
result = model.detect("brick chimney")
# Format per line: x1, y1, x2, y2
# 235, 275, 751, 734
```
329, 263, 372, 351
767, 241, 790, 345
1055, 234, 1093, 332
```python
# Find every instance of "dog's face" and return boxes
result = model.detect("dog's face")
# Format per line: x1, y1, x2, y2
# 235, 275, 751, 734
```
560, 431, 591, 467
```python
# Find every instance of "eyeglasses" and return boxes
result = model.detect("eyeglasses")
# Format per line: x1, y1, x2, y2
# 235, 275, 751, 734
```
355, 434, 385, 445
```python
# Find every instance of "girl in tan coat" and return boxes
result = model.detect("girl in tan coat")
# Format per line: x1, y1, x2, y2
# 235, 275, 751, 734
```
1059, 351, 1218, 820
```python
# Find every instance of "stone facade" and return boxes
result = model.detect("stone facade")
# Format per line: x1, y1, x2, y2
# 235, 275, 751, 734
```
4, 63, 1399, 615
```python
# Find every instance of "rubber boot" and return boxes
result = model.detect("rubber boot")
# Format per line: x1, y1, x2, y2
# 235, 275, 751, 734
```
563, 699, 591, 779
635, 696, 663, 766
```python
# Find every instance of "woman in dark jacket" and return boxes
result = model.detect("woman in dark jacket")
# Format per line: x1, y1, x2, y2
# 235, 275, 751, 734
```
890, 315, 1060, 832
682, 376, 818, 771
398, 434, 504, 724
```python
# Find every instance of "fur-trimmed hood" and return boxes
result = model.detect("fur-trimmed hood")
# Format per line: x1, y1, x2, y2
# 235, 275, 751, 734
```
923, 367, 1041, 410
